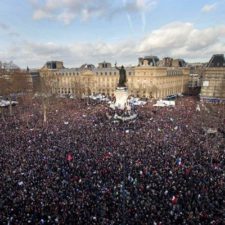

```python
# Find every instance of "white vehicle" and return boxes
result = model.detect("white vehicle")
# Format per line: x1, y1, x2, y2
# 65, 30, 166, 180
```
153, 100, 175, 107
89, 94, 109, 102
128, 97, 147, 106
0, 100, 18, 107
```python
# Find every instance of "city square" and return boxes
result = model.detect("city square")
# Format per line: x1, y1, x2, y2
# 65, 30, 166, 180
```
1, 0, 225, 224
0, 95, 225, 224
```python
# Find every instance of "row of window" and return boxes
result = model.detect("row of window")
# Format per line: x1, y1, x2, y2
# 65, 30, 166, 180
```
96, 72, 117, 75
96, 71, 134, 76
56, 86, 181, 95
205, 74, 225, 79
57, 88, 75, 94
54, 71, 134, 76
167, 71, 183, 76
58, 80, 183, 88
55, 72, 80, 76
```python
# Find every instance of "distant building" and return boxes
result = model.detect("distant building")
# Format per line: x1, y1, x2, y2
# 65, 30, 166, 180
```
200, 54, 225, 103
29, 69, 41, 93
188, 73, 202, 88
40, 57, 189, 99
42, 61, 64, 70
80, 64, 95, 70
138, 56, 159, 66
186, 63, 205, 95
98, 61, 112, 68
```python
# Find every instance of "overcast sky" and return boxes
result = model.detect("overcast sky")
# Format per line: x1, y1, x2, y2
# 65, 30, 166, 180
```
1, 0, 225, 68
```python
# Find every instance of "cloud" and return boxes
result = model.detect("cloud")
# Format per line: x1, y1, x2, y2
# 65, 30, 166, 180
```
33, 9, 52, 20
139, 22, 194, 51
121, 0, 157, 32
201, 3, 217, 13
31, 0, 110, 23
0, 22, 20, 37
139, 22, 225, 59
124, 0, 157, 12
57, 10, 76, 24
1, 22, 225, 67
30, 0, 157, 24
7, 32, 20, 37
0, 22, 10, 30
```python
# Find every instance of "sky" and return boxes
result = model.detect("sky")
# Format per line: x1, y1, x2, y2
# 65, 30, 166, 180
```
0, 0, 225, 68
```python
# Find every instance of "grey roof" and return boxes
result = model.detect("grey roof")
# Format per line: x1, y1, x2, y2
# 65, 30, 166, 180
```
54, 65, 134, 75
207, 54, 225, 67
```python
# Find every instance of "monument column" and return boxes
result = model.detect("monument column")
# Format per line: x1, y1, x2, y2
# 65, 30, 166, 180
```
113, 63, 129, 110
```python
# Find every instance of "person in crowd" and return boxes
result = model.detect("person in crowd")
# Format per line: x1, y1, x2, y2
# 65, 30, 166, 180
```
0, 96, 225, 225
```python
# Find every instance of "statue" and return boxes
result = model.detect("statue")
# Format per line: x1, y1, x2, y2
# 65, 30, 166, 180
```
115, 63, 127, 87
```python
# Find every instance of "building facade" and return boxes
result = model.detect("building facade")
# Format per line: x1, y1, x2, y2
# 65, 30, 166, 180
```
200, 54, 225, 103
40, 57, 190, 99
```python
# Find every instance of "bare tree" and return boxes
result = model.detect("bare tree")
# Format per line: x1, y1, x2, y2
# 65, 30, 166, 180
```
73, 79, 84, 99
38, 73, 56, 124
147, 84, 158, 99
0, 69, 31, 116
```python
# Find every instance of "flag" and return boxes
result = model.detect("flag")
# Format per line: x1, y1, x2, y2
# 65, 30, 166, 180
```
172, 195, 178, 205
66, 153, 73, 161
103, 152, 113, 160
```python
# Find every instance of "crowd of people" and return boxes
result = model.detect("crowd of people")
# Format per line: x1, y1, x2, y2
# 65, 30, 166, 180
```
0, 96, 225, 225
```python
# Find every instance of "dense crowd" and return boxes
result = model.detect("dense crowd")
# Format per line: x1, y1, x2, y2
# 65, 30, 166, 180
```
0, 96, 225, 225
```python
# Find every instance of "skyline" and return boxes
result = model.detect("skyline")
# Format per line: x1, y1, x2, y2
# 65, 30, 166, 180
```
1, 0, 225, 68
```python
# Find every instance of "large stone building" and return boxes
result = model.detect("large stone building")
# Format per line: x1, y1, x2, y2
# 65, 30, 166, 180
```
200, 54, 225, 103
40, 56, 190, 99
